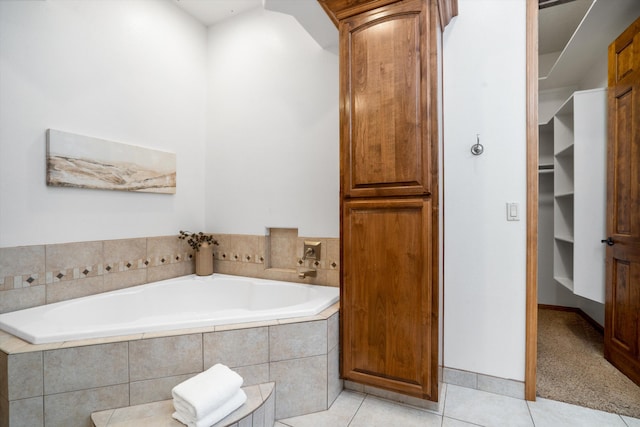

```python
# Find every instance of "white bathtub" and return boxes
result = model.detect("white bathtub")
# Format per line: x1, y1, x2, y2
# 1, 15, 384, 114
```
0, 273, 339, 344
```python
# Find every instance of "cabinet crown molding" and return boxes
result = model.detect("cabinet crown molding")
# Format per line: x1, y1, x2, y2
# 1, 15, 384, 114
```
317, 0, 457, 28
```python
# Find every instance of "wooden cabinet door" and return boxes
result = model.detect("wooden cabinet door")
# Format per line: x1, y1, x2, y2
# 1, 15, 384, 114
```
605, 17, 640, 387
342, 198, 437, 399
339, 0, 436, 198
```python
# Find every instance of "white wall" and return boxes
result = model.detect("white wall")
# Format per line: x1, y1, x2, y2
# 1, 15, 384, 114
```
0, 0, 208, 247
205, 8, 339, 237
443, 0, 527, 381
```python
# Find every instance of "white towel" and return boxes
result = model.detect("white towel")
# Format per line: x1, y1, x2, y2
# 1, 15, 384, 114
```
172, 388, 247, 427
172, 364, 244, 419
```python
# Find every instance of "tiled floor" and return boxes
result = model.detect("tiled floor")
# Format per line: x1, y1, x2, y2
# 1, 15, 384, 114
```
276, 384, 640, 427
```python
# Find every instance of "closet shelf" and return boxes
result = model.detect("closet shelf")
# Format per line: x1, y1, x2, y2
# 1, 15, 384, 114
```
554, 276, 574, 292
554, 235, 574, 244
555, 191, 574, 199
539, 163, 554, 175
555, 144, 574, 157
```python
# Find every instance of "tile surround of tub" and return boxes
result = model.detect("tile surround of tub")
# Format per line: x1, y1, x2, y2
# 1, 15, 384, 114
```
0, 233, 338, 314
213, 233, 339, 287
0, 236, 196, 314
0, 304, 340, 426
267, 228, 298, 269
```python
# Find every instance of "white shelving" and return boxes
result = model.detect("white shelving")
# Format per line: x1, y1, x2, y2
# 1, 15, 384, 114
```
549, 88, 607, 303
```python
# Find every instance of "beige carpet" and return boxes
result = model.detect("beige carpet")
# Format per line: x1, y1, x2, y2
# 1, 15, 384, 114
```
537, 308, 640, 418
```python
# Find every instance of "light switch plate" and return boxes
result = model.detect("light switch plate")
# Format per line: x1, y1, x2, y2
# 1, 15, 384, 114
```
507, 202, 520, 221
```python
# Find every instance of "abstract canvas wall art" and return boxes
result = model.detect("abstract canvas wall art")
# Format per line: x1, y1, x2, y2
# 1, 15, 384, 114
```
46, 129, 176, 194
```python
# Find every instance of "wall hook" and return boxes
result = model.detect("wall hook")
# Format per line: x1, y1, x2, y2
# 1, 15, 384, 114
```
471, 134, 484, 156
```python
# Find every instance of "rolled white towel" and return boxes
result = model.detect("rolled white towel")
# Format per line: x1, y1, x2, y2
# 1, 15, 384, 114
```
171, 364, 243, 419
172, 388, 247, 427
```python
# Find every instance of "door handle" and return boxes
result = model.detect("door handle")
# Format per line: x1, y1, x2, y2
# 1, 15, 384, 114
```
601, 237, 615, 246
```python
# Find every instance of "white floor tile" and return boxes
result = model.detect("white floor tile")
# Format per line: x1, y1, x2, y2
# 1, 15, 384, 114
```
349, 395, 442, 427
443, 384, 534, 427
276, 386, 638, 427
277, 390, 365, 427
622, 415, 640, 427
527, 398, 628, 427
442, 416, 483, 426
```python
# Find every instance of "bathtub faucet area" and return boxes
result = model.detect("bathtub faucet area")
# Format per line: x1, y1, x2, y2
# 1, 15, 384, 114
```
298, 240, 321, 278
298, 267, 316, 278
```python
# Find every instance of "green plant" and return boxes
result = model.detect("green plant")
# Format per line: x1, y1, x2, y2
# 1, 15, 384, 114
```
178, 230, 219, 251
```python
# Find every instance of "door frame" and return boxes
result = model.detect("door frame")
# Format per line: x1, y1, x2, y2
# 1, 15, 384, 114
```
525, 0, 539, 401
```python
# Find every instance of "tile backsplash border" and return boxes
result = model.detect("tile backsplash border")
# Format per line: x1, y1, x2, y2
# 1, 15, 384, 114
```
0, 233, 339, 314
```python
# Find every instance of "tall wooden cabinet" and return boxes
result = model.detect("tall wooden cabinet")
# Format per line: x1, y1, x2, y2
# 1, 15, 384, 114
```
319, 0, 455, 401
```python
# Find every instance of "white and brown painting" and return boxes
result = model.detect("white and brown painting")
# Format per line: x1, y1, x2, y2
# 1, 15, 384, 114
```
46, 129, 176, 194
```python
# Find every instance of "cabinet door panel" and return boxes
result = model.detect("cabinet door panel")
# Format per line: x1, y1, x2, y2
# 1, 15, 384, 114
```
340, 0, 435, 198
342, 198, 436, 399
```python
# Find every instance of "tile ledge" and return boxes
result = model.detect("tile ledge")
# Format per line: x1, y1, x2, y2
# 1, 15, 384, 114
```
91, 382, 275, 427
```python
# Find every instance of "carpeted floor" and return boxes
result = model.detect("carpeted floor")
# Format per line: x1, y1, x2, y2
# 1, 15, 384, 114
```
537, 308, 640, 418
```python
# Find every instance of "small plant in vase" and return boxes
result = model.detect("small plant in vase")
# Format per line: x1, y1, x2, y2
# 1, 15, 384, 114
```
178, 231, 219, 276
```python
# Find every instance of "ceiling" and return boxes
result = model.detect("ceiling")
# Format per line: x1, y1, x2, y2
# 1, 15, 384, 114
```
171, 0, 338, 51
539, 0, 592, 55
174, 0, 593, 56
172, 0, 263, 26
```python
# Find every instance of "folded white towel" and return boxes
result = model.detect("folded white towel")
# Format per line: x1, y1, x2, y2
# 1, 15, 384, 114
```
172, 364, 243, 419
172, 388, 247, 427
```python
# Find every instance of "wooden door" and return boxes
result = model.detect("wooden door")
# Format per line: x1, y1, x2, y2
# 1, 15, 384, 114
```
604, 16, 640, 387
342, 198, 436, 399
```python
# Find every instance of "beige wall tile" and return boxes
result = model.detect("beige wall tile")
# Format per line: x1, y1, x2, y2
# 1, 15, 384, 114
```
0, 246, 45, 278
9, 396, 43, 427
103, 238, 147, 265
268, 228, 297, 269
269, 320, 327, 362
326, 269, 339, 287
129, 335, 202, 382
46, 241, 103, 271
147, 235, 189, 260
326, 238, 339, 266
44, 384, 128, 427
45, 276, 104, 304
270, 355, 328, 419
103, 269, 147, 292
203, 327, 269, 369
214, 261, 263, 278
0, 286, 46, 314
130, 373, 194, 405
146, 261, 193, 283
44, 343, 128, 394
6, 352, 43, 400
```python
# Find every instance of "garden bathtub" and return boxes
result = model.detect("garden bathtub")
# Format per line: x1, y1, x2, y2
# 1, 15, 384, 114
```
0, 273, 339, 344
